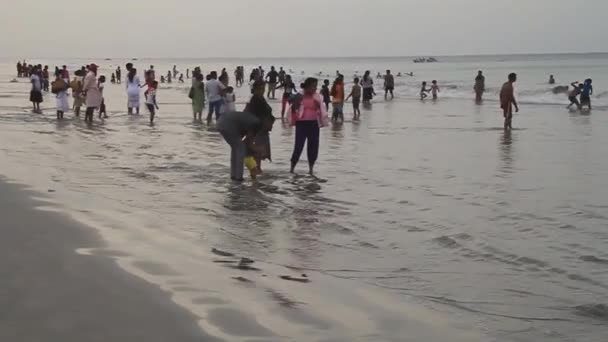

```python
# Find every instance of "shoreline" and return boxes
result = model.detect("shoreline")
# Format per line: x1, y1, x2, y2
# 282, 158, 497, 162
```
0, 179, 222, 342
0, 176, 485, 342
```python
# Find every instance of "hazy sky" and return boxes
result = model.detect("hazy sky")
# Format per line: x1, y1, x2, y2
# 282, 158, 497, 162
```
0, 0, 605, 58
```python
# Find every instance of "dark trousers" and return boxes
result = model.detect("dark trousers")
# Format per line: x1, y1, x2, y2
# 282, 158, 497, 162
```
290, 120, 320, 167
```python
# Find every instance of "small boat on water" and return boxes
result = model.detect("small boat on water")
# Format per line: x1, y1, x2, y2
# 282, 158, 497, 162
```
413, 57, 438, 63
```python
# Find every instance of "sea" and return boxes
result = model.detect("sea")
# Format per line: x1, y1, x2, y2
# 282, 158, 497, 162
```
0, 54, 607, 341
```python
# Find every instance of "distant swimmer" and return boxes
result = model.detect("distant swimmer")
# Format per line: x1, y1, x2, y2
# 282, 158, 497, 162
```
474, 70, 485, 103
430, 80, 440, 100
580, 79, 593, 111
179, 73, 184, 83
566, 81, 584, 110
384, 70, 394, 100
420, 81, 429, 100
549, 75, 555, 85
500, 73, 519, 130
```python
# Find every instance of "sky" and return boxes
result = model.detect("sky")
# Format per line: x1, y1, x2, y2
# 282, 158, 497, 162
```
0, 0, 605, 58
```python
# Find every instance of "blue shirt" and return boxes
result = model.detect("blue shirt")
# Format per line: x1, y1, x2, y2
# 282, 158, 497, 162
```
581, 83, 593, 97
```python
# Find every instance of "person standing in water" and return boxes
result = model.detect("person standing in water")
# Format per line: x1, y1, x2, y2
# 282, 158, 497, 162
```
61, 65, 70, 85
82, 64, 102, 123
474, 70, 485, 103
244, 80, 274, 172
500, 73, 519, 130
206, 71, 226, 123
345, 77, 362, 120
42, 66, 50, 92
289, 77, 328, 175
278, 67, 286, 84
276, 74, 297, 120
384, 70, 395, 100
52, 72, 69, 119
580, 79, 593, 111
420, 81, 429, 100
361, 71, 375, 104
191, 73, 205, 120
115, 66, 122, 84
70, 70, 84, 117
29, 67, 43, 113
430, 80, 440, 100
126, 68, 141, 115
97, 75, 107, 119
321, 79, 331, 111
331, 75, 345, 122
145, 81, 159, 124
265, 66, 279, 99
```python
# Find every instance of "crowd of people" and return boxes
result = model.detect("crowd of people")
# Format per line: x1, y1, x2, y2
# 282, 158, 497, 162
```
15, 59, 596, 182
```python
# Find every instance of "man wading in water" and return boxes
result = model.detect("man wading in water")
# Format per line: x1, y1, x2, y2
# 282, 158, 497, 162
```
500, 73, 519, 130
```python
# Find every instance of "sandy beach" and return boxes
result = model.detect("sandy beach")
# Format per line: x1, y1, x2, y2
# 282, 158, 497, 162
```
0, 179, 222, 342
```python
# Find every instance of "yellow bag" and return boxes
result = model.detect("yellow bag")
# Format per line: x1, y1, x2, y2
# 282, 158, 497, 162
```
244, 156, 257, 171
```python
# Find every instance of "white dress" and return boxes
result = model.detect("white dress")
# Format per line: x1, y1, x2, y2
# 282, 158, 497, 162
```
222, 93, 236, 113
56, 90, 70, 112
126, 76, 140, 108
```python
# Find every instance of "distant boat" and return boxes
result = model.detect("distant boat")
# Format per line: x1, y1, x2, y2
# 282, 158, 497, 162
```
413, 57, 438, 63
131, 58, 138, 61
104, 58, 112, 61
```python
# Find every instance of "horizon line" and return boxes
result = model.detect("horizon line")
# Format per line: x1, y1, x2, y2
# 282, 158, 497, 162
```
4, 51, 608, 61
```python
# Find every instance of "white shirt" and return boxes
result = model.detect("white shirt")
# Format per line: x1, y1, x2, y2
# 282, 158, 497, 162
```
30, 74, 41, 91
145, 88, 157, 105
206, 79, 225, 102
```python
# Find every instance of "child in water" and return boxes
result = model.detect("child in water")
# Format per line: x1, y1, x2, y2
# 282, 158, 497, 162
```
430, 80, 440, 100
244, 155, 259, 181
145, 81, 159, 124
420, 81, 429, 100
98, 75, 108, 119
223, 86, 236, 113
345, 77, 362, 120
321, 79, 331, 111
111, 73, 116, 84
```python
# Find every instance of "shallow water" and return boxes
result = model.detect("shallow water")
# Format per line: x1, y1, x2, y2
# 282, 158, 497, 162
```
1, 55, 608, 341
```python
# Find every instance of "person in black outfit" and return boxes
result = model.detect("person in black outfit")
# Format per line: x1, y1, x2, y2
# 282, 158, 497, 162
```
265, 66, 279, 99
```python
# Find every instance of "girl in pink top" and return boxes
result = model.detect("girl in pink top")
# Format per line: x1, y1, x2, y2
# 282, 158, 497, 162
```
290, 77, 328, 175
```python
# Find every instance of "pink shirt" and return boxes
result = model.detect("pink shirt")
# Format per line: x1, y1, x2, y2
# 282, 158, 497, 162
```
291, 93, 328, 126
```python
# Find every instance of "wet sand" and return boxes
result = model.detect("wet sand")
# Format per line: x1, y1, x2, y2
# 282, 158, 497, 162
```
0, 179, 484, 342
0, 179, 223, 342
